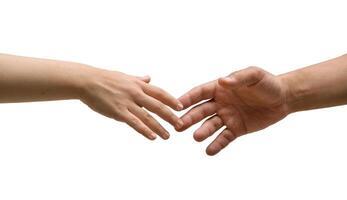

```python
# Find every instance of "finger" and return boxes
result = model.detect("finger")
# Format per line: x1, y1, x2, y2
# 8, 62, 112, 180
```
143, 84, 183, 111
206, 128, 236, 156
129, 106, 170, 140
178, 81, 216, 110
177, 101, 217, 131
139, 95, 184, 130
193, 115, 223, 142
135, 75, 151, 83
218, 66, 266, 88
122, 110, 157, 140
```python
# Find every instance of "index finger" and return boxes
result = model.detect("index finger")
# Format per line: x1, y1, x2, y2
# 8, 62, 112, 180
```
178, 80, 216, 109
143, 84, 183, 111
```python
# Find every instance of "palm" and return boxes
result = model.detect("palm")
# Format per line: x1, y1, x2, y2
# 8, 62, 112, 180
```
178, 67, 289, 155
214, 75, 287, 135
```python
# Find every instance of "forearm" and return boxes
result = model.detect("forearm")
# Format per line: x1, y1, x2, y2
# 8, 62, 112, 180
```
0, 54, 88, 103
0, 54, 185, 139
279, 54, 347, 113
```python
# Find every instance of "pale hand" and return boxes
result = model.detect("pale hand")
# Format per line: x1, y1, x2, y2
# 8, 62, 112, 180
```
80, 68, 184, 140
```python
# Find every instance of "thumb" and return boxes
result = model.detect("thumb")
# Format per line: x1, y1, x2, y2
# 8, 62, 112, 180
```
136, 75, 151, 83
218, 66, 265, 88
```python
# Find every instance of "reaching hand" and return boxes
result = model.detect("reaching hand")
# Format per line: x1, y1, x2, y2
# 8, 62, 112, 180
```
177, 67, 290, 155
80, 68, 184, 140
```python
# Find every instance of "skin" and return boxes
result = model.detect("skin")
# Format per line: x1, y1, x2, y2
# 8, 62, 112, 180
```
0, 54, 184, 140
2, 53, 347, 156
177, 54, 347, 156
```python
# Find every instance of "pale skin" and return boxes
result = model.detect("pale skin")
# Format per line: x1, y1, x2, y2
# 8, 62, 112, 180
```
0, 54, 184, 140
177, 54, 347, 156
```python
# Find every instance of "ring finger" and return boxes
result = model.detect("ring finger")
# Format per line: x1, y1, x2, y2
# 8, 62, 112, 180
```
129, 105, 170, 140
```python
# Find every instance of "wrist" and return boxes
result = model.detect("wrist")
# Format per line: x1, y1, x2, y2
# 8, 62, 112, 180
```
67, 63, 96, 101
277, 71, 309, 114
275, 74, 293, 116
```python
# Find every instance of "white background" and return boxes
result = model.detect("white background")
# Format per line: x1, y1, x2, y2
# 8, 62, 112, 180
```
1, 0, 347, 199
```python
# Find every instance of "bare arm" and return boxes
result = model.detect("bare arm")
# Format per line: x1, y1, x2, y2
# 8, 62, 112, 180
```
178, 54, 347, 155
0, 54, 184, 140
0, 54, 88, 102
280, 54, 347, 113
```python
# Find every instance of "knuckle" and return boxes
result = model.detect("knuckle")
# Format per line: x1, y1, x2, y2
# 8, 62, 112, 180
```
143, 113, 153, 123
110, 108, 123, 121
224, 132, 236, 142
129, 88, 143, 97
134, 78, 145, 85
156, 103, 166, 112
207, 125, 215, 134
145, 112, 152, 118
247, 66, 261, 71
169, 112, 177, 120
212, 121, 220, 129
112, 113, 123, 121
248, 66, 264, 77
128, 118, 139, 126
201, 85, 209, 95
200, 107, 208, 116
138, 127, 148, 135
135, 95, 147, 104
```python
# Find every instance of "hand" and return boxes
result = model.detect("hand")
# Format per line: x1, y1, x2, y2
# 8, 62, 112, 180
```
177, 67, 290, 155
80, 67, 184, 140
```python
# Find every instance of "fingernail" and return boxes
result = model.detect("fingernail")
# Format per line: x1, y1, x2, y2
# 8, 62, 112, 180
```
163, 132, 170, 140
150, 133, 157, 140
219, 77, 236, 86
176, 119, 184, 129
177, 103, 184, 111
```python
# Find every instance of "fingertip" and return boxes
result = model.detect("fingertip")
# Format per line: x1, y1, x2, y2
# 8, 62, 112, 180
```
175, 119, 184, 130
218, 77, 227, 84
206, 147, 218, 156
175, 122, 187, 132
218, 77, 237, 87
175, 117, 191, 132
139, 75, 151, 83
157, 129, 170, 140
162, 133, 170, 140
193, 132, 204, 142
144, 76, 151, 83
177, 96, 189, 109
148, 133, 157, 140
175, 126, 185, 132
171, 101, 184, 111
206, 144, 220, 156
176, 103, 184, 111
